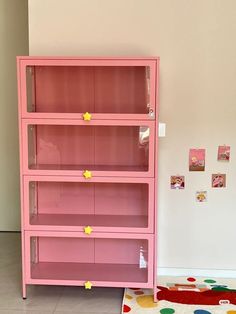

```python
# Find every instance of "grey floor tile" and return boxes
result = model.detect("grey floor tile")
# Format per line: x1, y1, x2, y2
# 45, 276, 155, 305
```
0, 310, 53, 314
54, 286, 123, 313
55, 312, 120, 314
0, 233, 63, 312
0, 284, 63, 312
0, 233, 123, 314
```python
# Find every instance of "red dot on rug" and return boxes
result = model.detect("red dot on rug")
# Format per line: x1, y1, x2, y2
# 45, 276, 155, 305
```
135, 290, 144, 295
123, 304, 131, 312
187, 277, 196, 282
130, 288, 140, 290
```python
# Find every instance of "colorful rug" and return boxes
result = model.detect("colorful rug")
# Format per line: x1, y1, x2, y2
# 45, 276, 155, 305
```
122, 276, 236, 313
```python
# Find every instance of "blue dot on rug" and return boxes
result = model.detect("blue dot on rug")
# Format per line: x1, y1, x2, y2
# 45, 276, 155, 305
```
194, 310, 212, 314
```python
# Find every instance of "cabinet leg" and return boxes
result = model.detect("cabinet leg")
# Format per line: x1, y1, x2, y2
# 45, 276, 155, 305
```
153, 286, 158, 303
22, 283, 27, 300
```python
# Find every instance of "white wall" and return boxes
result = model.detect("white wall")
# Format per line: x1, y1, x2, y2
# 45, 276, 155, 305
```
28, 0, 236, 275
0, 0, 28, 231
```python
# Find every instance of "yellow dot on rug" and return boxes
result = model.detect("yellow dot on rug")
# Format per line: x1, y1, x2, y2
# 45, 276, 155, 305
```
136, 295, 158, 308
125, 294, 133, 300
227, 311, 236, 314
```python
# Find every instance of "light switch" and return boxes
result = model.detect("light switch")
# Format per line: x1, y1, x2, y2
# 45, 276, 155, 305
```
158, 123, 166, 137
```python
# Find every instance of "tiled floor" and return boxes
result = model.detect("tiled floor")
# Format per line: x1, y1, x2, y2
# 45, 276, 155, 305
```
0, 232, 123, 314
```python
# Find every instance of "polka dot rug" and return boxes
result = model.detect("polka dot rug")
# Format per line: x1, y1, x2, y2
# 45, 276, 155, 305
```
122, 276, 236, 313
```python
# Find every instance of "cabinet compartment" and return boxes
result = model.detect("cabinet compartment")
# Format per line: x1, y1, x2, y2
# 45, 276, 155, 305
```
21, 62, 156, 118
24, 177, 154, 232
25, 232, 153, 288
22, 120, 154, 176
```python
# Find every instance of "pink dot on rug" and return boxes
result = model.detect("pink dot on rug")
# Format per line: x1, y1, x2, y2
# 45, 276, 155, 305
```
135, 291, 144, 295
123, 304, 131, 312
187, 277, 196, 282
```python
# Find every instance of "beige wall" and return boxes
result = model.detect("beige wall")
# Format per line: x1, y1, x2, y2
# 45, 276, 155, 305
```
28, 0, 236, 275
0, 0, 28, 231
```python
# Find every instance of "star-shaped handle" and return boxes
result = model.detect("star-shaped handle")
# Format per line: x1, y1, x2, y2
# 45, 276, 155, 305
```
84, 281, 92, 289
83, 112, 92, 121
84, 225, 93, 235
83, 170, 92, 179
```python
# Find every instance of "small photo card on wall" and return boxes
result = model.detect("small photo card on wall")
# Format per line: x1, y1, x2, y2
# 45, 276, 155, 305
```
189, 149, 205, 171
170, 176, 185, 189
218, 145, 230, 161
212, 174, 226, 188
196, 191, 207, 202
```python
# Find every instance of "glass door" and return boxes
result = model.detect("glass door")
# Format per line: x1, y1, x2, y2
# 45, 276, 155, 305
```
19, 58, 157, 120
24, 176, 154, 233
22, 120, 155, 177
25, 231, 154, 288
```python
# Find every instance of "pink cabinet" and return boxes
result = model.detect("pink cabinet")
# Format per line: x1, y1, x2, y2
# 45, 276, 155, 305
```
17, 56, 159, 300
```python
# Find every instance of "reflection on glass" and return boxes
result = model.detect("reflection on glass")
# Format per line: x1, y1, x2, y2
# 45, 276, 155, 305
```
26, 66, 35, 112
30, 237, 37, 264
139, 127, 149, 146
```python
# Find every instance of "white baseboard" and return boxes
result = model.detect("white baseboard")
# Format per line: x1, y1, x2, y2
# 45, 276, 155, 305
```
158, 267, 236, 279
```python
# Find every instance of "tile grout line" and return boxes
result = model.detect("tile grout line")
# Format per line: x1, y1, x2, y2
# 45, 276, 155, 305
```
52, 286, 66, 314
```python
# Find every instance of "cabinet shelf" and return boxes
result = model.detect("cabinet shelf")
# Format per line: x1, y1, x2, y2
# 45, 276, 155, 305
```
29, 164, 149, 172
24, 112, 152, 120
31, 262, 148, 284
30, 214, 149, 229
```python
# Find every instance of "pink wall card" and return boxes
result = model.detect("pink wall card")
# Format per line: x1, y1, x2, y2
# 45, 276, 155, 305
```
218, 145, 230, 161
189, 149, 205, 171
196, 191, 207, 202
212, 174, 226, 188
170, 176, 185, 189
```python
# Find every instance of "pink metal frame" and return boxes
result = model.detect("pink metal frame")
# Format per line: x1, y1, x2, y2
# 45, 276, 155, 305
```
153, 59, 159, 302
17, 56, 159, 300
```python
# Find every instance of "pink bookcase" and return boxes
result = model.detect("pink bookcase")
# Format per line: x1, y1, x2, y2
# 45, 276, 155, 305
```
17, 57, 159, 300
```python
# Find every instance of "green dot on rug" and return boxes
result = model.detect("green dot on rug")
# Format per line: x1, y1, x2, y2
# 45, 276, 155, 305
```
204, 279, 216, 284
160, 308, 175, 314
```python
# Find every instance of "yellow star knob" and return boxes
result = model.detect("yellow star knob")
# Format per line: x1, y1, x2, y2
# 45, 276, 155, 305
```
84, 225, 93, 235
83, 112, 92, 121
84, 281, 92, 289
83, 170, 92, 179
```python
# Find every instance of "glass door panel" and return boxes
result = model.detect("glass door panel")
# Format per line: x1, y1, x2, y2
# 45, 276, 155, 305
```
26, 232, 153, 288
25, 178, 153, 232
25, 65, 153, 116
24, 122, 154, 176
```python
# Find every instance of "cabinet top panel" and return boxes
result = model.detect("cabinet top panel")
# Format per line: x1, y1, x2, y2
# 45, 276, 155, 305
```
17, 57, 159, 67
17, 56, 159, 61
